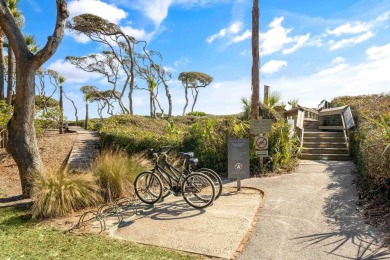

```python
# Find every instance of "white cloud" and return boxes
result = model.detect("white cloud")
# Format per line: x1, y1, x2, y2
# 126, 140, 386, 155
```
366, 43, 390, 60
332, 57, 346, 64
47, 59, 103, 83
133, 0, 173, 27
260, 17, 308, 56
121, 26, 155, 42
231, 30, 251, 43
207, 22, 244, 44
260, 60, 288, 75
326, 22, 371, 36
174, 57, 191, 67
328, 31, 374, 50
163, 66, 177, 72
316, 63, 349, 76
282, 33, 310, 54
68, 0, 127, 24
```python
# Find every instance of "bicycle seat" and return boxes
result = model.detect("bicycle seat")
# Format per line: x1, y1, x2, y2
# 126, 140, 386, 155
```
188, 158, 198, 165
179, 152, 194, 159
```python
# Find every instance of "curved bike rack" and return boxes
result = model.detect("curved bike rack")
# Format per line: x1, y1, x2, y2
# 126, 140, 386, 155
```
66, 196, 140, 234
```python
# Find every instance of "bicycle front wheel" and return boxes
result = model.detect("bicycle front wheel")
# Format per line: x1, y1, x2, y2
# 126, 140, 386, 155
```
134, 171, 162, 204
198, 168, 223, 200
182, 172, 215, 209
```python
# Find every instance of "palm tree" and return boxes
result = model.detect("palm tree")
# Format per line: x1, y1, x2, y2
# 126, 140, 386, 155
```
80, 86, 97, 130
147, 76, 157, 118
24, 34, 39, 54
241, 97, 251, 120
5, 0, 24, 105
58, 76, 66, 134
251, 0, 260, 120
0, 31, 4, 100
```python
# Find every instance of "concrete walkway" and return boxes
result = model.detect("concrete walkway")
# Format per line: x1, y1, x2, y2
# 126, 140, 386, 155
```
109, 187, 264, 259
66, 126, 100, 172
237, 160, 389, 260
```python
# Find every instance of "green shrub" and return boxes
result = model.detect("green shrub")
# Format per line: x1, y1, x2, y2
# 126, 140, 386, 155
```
331, 93, 390, 200
0, 100, 12, 129
31, 172, 102, 219
187, 111, 207, 116
92, 150, 152, 202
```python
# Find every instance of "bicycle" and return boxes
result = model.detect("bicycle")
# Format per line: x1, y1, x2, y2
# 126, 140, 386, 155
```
146, 147, 222, 200
134, 149, 216, 209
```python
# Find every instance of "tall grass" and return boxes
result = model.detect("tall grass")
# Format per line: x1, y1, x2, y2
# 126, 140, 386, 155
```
92, 150, 152, 202
31, 172, 102, 219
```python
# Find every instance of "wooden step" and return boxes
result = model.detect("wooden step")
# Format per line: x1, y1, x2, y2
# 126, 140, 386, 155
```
303, 136, 346, 142
299, 153, 351, 161
303, 142, 347, 148
301, 147, 349, 155
304, 131, 344, 137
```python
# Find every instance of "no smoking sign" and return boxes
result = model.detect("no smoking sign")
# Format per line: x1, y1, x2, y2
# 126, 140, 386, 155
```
255, 136, 268, 150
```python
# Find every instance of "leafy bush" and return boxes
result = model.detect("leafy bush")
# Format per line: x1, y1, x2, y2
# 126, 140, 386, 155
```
331, 93, 390, 200
98, 114, 298, 176
92, 150, 152, 202
187, 111, 207, 116
31, 172, 102, 219
0, 100, 12, 129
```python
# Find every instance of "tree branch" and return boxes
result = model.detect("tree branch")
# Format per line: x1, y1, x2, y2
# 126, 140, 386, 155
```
33, 0, 69, 68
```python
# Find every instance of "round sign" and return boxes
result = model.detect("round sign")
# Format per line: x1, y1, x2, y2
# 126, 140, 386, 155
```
255, 136, 268, 149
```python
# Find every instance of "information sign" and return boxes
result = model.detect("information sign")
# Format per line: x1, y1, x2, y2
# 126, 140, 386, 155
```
250, 119, 272, 134
255, 150, 268, 157
228, 138, 250, 179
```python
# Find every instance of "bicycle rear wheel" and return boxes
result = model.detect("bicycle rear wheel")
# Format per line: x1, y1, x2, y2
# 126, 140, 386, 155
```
198, 168, 222, 200
134, 171, 162, 204
182, 172, 215, 209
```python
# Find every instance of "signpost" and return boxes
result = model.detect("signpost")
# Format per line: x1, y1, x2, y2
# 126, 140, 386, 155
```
250, 119, 272, 134
228, 138, 250, 191
255, 136, 268, 150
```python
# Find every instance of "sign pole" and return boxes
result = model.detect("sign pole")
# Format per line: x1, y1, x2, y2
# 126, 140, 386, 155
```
237, 177, 241, 191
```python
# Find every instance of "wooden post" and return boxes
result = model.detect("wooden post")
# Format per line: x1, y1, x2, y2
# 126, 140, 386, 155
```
264, 85, 270, 105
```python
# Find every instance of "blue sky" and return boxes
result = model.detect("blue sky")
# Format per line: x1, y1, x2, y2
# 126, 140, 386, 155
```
18, 0, 390, 120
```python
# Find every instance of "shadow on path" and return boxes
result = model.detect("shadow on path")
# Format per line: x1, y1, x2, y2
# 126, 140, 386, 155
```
293, 162, 389, 259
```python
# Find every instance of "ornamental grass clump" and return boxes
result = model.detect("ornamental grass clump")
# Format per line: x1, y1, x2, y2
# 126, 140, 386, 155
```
92, 150, 152, 202
31, 172, 102, 219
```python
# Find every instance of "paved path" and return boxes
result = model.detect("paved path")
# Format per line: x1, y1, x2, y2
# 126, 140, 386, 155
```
109, 187, 263, 259
66, 126, 100, 172
237, 160, 389, 260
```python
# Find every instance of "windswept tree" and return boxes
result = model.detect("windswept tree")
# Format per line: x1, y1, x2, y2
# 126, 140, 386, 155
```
178, 72, 213, 115
67, 51, 129, 114
0, 0, 69, 197
136, 46, 172, 118
67, 14, 138, 114
63, 91, 79, 125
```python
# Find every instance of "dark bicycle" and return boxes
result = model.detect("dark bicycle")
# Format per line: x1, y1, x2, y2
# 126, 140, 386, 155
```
134, 148, 216, 209
177, 151, 223, 200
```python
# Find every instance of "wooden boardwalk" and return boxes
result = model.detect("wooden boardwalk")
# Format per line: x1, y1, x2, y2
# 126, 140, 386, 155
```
66, 126, 100, 172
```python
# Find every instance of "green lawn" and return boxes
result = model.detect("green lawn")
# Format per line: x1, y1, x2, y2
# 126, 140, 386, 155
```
0, 207, 198, 260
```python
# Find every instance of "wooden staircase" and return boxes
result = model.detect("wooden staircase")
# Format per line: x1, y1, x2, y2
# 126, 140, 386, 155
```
300, 119, 350, 161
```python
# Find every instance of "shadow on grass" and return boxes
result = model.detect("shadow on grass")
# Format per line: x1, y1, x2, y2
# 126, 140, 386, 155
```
293, 161, 390, 259
0, 207, 32, 228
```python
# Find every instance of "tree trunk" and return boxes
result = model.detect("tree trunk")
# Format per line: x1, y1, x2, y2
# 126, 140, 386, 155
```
183, 86, 189, 116
128, 86, 133, 115
7, 60, 43, 197
191, 88, 199, 113
0, 35, 4, 100
6, 47, 13, 105
251, 0, 260, 120
59, 85, 63, 134
85, 101, 89, 130
163, 82, 172, 117
149, 91, 153, 117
